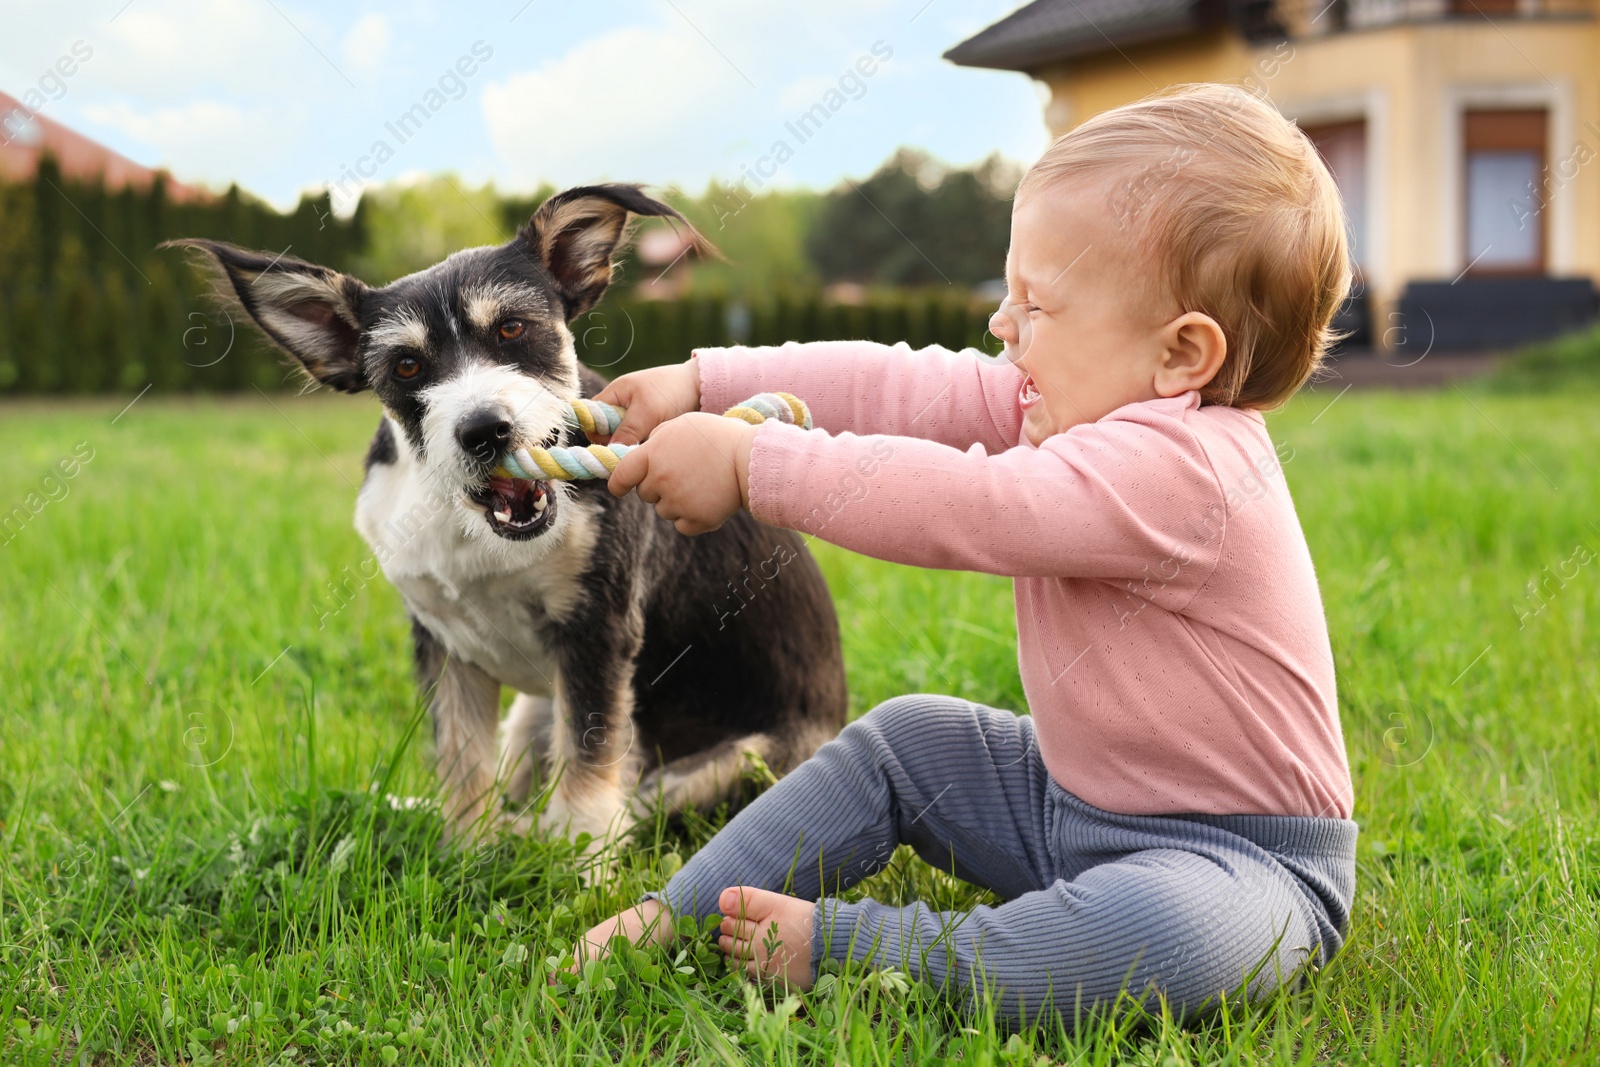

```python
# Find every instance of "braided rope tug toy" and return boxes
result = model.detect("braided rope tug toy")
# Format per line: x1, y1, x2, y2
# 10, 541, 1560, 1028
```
496, 392, 813, 481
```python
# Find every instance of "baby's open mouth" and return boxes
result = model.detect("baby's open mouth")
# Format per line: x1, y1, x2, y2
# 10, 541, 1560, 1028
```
468, 472, 555, 539
1019, 374, 1042, 408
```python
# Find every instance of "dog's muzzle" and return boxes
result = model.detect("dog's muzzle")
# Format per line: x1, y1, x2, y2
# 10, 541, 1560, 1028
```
457, 407, 560, 540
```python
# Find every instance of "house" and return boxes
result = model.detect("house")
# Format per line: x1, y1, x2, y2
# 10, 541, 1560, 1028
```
947, 0, 1600, 350
0, 89, 201, 201
632, 225, 700, 300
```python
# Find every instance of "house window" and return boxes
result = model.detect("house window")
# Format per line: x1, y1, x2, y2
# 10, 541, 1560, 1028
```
1463, 108, 1546, 274
1303, 119, 1367, 271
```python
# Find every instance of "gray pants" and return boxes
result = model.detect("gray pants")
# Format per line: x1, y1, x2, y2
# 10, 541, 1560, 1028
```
653, 695, 1357, 1027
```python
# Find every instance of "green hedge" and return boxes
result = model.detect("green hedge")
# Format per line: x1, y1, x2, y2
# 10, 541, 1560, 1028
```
574, 289, 1000, 379
0, 161, 365, 396
0, 167, 1000, 395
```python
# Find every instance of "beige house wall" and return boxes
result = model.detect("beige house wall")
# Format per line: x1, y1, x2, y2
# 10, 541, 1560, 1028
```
1032, 16, 1600, 347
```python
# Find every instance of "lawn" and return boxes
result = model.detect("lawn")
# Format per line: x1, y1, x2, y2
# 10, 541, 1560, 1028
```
1, 379, 1596, 1064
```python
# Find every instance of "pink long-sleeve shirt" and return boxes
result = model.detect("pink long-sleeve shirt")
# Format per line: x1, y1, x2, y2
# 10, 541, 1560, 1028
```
695, 341, 1353, 820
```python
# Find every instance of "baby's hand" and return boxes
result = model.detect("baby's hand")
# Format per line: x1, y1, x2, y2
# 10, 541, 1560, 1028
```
560, 898, 674, 980
607, 413, 756, 535
590, 360, 702, 446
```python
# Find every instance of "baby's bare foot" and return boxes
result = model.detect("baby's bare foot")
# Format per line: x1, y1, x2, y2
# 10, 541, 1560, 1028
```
716, 886, 815, 989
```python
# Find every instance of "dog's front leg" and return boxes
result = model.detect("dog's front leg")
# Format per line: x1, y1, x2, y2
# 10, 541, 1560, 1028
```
541, 616, 643, 849
414, 620, 503, 841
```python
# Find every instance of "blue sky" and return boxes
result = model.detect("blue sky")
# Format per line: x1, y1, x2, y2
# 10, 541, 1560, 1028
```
1, 0, 1048, 211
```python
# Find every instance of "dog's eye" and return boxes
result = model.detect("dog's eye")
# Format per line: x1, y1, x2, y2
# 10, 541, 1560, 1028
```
498, 319, 526, 342
393, 356, 422, 381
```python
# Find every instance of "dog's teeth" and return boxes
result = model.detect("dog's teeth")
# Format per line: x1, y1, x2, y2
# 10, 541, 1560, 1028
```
494, 509, 511, 523
533, 495, 548, 512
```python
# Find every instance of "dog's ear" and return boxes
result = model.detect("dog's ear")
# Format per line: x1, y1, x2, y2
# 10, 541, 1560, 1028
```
520, 184, 715, 319
164, 239, 371, 393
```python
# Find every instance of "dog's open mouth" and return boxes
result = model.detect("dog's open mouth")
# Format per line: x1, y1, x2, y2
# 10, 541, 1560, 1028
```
468, 472, 556, 539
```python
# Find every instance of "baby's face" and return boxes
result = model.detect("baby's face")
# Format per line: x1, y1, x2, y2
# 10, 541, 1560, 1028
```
990, 180, 1181, 445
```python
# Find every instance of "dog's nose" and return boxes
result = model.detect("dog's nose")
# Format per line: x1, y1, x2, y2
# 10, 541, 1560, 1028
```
456, 409, 513, 462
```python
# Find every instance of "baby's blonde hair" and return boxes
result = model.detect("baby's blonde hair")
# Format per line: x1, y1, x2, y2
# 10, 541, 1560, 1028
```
1017, 82, 1351, 409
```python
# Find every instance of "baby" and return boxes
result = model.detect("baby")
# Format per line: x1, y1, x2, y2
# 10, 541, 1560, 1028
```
574, 82, 1358, 1028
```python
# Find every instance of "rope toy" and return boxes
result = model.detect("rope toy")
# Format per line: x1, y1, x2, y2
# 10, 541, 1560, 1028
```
497, 392, 812, 481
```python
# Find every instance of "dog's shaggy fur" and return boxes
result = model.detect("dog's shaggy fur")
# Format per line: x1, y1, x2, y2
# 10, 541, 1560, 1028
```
174, 185, 847, 844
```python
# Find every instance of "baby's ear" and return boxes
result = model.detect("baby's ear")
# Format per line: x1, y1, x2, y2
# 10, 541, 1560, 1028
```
520, 184, 716, 320
165, 239, 371, 393
1156, 311, 1228, 397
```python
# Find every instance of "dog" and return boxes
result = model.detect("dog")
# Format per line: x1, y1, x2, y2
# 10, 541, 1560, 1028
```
173, 184, 847, 846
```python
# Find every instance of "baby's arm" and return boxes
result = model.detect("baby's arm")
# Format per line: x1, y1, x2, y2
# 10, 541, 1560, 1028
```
593, 342, 1024, 453
749, 415, 1226, 595
612, 397, 1228, 597
696, 341, 1024, 453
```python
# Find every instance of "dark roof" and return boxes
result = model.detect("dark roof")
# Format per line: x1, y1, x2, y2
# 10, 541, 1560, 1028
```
945, 0, 1225, 72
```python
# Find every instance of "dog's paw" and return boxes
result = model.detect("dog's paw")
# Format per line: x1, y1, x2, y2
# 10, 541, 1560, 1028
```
539, 779, 633, 848
539, 787, 633, 887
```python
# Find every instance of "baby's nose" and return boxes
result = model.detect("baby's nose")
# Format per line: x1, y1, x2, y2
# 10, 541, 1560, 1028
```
988, 309, 1014, 340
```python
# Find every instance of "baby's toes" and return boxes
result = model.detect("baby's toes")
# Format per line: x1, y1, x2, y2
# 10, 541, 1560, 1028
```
719, 915, 758, 941
718, 886, 756, 917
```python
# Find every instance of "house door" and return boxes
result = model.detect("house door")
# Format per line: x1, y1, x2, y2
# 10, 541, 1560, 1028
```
1462, 108, 1547, 275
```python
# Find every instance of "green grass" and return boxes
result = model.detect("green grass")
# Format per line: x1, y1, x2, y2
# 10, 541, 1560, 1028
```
1, 383, 1596, 1064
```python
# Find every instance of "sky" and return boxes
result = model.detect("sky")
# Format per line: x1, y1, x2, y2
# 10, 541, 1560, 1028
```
0, 0, 1049, 211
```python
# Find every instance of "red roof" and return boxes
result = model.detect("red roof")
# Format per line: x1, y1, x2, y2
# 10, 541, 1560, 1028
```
0, 90, 204, 201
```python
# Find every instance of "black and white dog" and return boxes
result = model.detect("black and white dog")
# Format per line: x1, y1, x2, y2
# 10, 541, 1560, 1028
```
175, 185, 847, 845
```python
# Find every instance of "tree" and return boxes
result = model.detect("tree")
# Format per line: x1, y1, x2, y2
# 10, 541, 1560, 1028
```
805, 149, 1019, 287
9, 288, 44, 394
351, 175, 508, 285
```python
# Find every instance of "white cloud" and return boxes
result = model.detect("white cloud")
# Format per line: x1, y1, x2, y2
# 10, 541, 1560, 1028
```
98, 0, 326, 99
478, 2, 923, 191
0, 0, 1045, 206
481, 22, 741, 188
343, 14, 392, 75
80, 98, 286, 182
